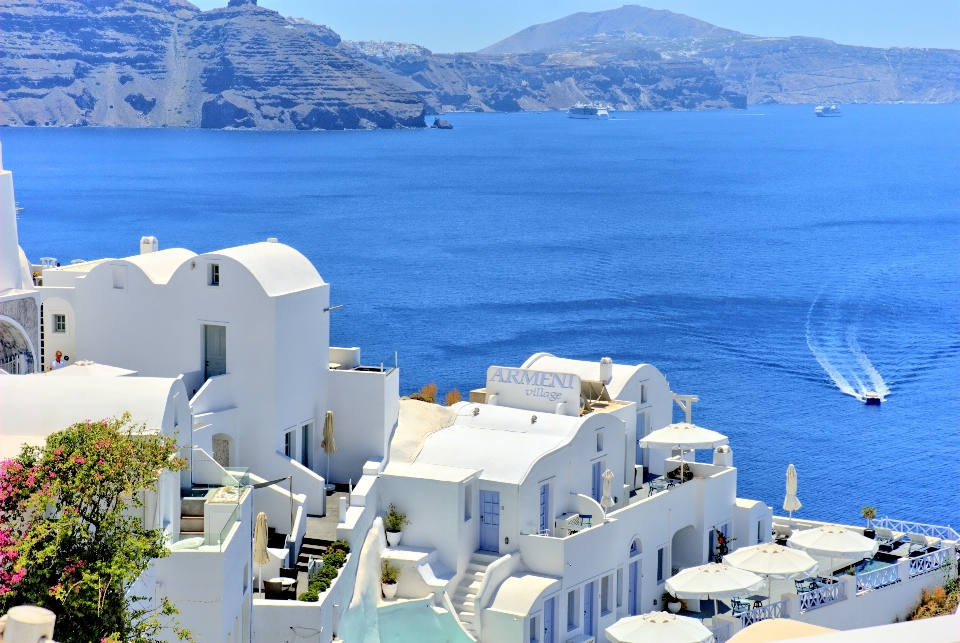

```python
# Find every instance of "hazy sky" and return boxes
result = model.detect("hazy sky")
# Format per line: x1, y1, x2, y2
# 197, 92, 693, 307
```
192, 0, 960, 53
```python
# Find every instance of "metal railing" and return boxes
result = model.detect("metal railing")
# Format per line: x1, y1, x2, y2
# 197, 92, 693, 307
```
710, 621, 731, 643
874, 518, 959, 542
738, 599, 786, 627
856, 563, 900, 594
910, 548, 948, 578
798, 580, 846, 612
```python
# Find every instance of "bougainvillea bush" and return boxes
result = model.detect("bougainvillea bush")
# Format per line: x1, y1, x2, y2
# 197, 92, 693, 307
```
0, 413, 191, 642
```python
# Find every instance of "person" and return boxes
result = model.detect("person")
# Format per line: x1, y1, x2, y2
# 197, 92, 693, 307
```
49, 351, 67, 370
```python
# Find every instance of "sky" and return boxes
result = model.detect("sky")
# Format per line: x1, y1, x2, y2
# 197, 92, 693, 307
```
191, 0, 960, 53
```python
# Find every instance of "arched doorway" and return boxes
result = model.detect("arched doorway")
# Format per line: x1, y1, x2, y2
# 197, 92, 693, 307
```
671, 525, 700, 577
0, 316, 36, 374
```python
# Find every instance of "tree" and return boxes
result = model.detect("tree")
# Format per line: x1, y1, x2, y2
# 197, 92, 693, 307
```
0, 413, 191, 642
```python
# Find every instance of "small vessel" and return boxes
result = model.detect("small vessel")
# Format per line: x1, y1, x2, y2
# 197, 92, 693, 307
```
863, 392, 882, 406
568, 102, 609, 120
814, 105, 842, 117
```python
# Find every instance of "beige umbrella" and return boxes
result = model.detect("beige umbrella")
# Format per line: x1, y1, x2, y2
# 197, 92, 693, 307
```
601, 469, 615, 510
253, 512, 270, 595
787, 525, 878, 575
666, 563, 764, 623
783, 464, 801, 522
723, 543, 819, 599
321, 410, 336, 491
606, 612, 714, 643
640, 423, 728, 483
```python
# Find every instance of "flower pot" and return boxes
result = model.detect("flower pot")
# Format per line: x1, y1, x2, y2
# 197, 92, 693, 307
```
667, 601, 681, 614
864, 529, 876, 539
386, 530, 402, 547
382, 581, 397, 599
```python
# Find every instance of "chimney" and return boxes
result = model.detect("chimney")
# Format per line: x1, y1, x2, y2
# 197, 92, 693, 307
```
140, 236, 158, 254
599, 357, 613, 385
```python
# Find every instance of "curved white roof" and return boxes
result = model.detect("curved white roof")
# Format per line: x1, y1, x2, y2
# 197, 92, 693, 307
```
488, 574, 561, 616
522, 353, 664, 401
214, 242, 324, 297
123, 248, 196, 285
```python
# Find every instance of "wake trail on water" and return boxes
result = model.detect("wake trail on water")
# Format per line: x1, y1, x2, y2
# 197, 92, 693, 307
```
805, 291, 889, 402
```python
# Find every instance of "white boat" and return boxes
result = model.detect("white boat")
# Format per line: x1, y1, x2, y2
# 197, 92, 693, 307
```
814, 104, 842, 117
568, 102, 609, 119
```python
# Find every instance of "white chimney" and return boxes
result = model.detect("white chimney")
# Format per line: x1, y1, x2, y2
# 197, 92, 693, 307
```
140, 236, 158, 254
266, 237, 278, 243
599, 357, 613, 385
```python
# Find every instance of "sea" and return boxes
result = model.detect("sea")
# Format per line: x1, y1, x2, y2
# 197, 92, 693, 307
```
4, 105, 958, 530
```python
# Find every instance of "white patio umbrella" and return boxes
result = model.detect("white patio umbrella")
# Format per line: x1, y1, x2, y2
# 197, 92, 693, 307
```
253, 512, 270, 595
783, 464, 801, 522
723, 543, 819, 598
601, 469, 615, 510
666, 563, 764, 622
787, 525, 879, 575
640, 423, 728, 482
605, 612, 714, 643
321, 410, 336, 491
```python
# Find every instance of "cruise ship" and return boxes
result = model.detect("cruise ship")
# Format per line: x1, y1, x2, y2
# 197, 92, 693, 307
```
814, 104, 843, 117
568, 102, 609, 119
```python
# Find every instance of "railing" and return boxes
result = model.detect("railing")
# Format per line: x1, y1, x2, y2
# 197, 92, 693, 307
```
910, 548, 947, 578
875, 518, 960, 542
738, 599, 786, 627
710, 621, 731, 643
215, 504, 242, 552
856, 564, 900, 593
798, 580, 846, 612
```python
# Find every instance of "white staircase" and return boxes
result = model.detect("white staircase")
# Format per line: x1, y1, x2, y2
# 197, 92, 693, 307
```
451, 552, 500, 640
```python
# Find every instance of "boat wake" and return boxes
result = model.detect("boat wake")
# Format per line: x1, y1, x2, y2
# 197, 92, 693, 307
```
805, 293, 890, 402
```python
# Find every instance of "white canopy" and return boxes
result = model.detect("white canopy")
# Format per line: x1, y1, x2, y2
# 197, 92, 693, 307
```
724, 543, 818, 580
640, 423, 728, 449
787, 525, 879, 560
666, 562, 764, 600
605, 612, 714, 643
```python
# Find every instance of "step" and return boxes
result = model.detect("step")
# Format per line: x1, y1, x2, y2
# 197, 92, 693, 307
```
180, 516, 204, 531
458, 611, 475, 622
454, 589, 477, 600
466, 563, 489, 573
471, 552, 500, 564
461, 571, 485, 582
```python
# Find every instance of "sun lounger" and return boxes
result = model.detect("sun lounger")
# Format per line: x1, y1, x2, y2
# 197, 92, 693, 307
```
773, 524, 793, 541
874, 527, 905, 547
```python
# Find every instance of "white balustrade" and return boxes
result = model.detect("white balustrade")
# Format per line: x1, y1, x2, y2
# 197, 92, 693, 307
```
798, 580, 846, 612
874, 518, 959, 542
909, 548, 947, 578
710, 621, 731, 643
738, 599, 787, 627
856, 563, 900, 594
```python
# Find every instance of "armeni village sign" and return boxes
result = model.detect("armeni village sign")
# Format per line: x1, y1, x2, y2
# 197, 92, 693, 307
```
485, 366, 582, 416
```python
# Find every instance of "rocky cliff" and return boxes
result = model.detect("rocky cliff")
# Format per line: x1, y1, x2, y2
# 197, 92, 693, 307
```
0, 0, 426, 129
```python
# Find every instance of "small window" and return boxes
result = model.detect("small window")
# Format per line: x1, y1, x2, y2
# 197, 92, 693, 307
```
53, 314, 66, 333
284, 431, 294, 458
209, 263, 220, 286
640, 384, 648, 405
301, 424, 311, 468
596, 431, 603, 452
657, 547, 666, 583
566, 589, 579, 630
529, 615, 538, 643
112, 266, 125, 289
616, 568, 623, 607
757, 520, 763, 543
464, 481, 473, 522
600, 575, 611, 615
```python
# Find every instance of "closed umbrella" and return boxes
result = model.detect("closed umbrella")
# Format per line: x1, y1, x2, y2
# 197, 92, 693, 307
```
787, 525, 878, 575
783, 464, 801, 523
666, 563, 764, 623
605, 612, 714, 643
601, 469, 615, 510
253, 512, 270, 595
640, 423, 728, 483
321, 410, 336, 491
724, 543, 818, 599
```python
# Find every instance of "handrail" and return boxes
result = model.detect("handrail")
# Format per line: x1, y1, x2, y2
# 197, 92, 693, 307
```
798, 580, 846, 612
856, 563, 900, 593
710, 621, 731, 643
738, 599, 787, 627
874, 518, 959, 542
909, 548, 948, 578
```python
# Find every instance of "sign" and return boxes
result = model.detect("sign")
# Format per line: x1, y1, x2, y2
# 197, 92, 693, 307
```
485, 366, 582, 416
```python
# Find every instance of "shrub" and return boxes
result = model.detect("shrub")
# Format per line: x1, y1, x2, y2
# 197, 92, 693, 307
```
861, 506, 877, 527
409, 383, 438, 404
385, 504, 409, 533
908, 577, 960, 620
381, 560, 400, 584
328, 540, 350, 555
445, 390, 462, 406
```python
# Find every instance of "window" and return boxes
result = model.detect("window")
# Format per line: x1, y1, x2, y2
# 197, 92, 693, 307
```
209, 263, 220, 286
112, 266, 125, 289
528, 615, 538, 643
596, 431, 603, 452
591, 461, 603, 503
640, 384, 648, 405
53, 314, 66, 333
600, 575, 611, 615
464, 481, 473, 522
566, 589, 579, 631
757, 520, 763, 543
616, 568, 623, 608
284, 431, 294, 458
657, 547, 666, 583
301, 424, 311, 468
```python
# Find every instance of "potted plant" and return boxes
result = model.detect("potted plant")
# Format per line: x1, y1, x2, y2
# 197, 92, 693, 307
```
662, 591, 681, 614
862, 506, 877, 539
381, 560, 400, 599
385, 504, 409, 547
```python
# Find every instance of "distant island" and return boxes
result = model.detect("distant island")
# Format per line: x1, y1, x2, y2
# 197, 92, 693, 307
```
1, 1, 956, 130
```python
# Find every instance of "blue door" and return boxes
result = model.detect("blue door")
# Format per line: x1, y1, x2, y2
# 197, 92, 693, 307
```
628, 561, 639, 615
543, 596, 555, 643
480, 490, 500, 552
539, 484, 550, 534
583, 581, 595, 636
591, 462, 602, 503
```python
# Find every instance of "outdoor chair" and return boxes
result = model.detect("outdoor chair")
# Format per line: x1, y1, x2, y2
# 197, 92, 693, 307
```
730, 597, 750, 615
874, 527, 905, 548
907, 533, 941, 553
579, 514, 593, 528
772, 524, 793, 542
794, 578, 817, 593
263, 580, 285, 600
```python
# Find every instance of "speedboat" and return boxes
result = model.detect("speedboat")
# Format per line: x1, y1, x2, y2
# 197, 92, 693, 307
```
568, 103, 609, 119
863, 392, 882, 406
814, 105, 842, 117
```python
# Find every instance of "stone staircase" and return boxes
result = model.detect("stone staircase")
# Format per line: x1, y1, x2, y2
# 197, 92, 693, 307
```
451, 552, 500, 639
180, 496, 205, 536
296, 535, 331, 573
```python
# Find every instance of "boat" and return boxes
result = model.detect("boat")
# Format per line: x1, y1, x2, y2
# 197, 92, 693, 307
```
814, 105, 842, 117
568, 102, 609, 119
864, 392, 882, 406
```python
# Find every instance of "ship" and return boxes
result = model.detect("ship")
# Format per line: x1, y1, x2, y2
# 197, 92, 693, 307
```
863, 392, 882, 406
568, 102, 609, 119
814, 105, 843, 117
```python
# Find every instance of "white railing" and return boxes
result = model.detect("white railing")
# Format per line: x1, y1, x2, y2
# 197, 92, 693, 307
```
909, 548, 948, 578
875, 518, 960, 542
798, 580, 846, 612
856, 564, 900, 593
710, 621, 731, 643
739, 599, 787, 627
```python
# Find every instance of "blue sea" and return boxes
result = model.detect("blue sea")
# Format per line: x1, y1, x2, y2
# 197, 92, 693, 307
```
4, 105, 958, 529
